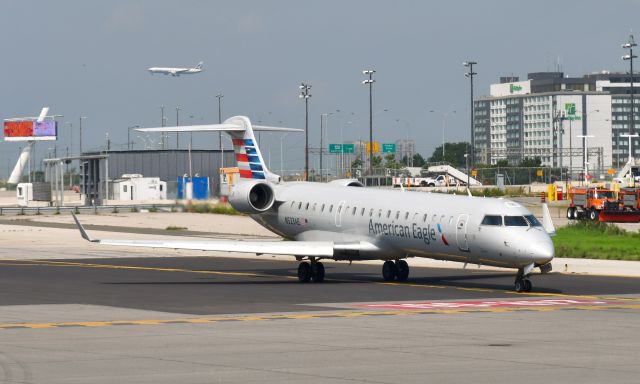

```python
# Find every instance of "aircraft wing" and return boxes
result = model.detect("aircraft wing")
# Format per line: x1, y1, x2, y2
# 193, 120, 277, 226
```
72, 214, 334, 256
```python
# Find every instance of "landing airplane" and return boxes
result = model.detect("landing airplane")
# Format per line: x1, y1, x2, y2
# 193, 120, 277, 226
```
72, 116, 556, 292
148, 61, 203, 76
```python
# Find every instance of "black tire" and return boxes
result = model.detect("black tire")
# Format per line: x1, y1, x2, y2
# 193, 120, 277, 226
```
428, 183, 435, 187
589, 208, 599, 221
395, 260, 409, 281
566, 207, 573, 220
382, 260, 397, 281
312, 262, 325, 283
420, 181, 428, 187
523, 279, 532, 292
297, 262, 312, 283
514, 279, 525, 293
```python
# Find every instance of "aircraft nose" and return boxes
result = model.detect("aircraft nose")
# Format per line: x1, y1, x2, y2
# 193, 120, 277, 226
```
531, 235, 554, 265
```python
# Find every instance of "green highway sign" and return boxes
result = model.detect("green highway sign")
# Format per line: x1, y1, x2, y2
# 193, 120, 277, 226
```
382, 143, 396, 153
343, 143, 355, 154
565, 103, 576, 115
329, 143, 355, 154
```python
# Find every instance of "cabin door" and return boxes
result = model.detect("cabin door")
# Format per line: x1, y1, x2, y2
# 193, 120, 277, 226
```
456, 214, 470, 252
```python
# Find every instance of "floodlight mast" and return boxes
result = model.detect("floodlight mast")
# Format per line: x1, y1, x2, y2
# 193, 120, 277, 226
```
299, 83, 312, 181
622, 34, 638, 159
362, 69, 376, 178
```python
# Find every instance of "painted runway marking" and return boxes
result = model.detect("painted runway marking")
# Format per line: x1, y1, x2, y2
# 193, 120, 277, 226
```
1, 304, 639, 330
354, 299, 614, 310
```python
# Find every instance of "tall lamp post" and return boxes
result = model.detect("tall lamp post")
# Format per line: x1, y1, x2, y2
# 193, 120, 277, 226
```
621, 134, 639, 166
362, 69, 376, 177
299, 83, 311, 181
79, 116, 87, 155
175, 107, 181, 149
463, 61, 477, 169
430, 110, 456, 161
577, 135, 594, 184
160, 105, 166, 149
623, 34, 637, 159
128, 125, 139, 150
216, 93, 224, 167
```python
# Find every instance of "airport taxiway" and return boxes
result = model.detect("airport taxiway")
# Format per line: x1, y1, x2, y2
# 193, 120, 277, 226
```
0, 214, 639, 383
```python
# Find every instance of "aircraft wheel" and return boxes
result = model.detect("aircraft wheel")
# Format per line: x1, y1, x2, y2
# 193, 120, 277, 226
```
382, 260, 397, 281
312, 262, 325, 283
589, 208, 599, 221
395, 260, 409, 281
298, 262, 312, 283
523, 279, 532, 292
514, 278, 525, 293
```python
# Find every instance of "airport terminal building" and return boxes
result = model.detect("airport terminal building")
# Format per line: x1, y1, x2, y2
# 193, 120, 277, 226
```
474, 71, 640, 172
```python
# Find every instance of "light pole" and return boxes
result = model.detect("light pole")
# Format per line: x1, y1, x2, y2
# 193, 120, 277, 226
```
79, 116, 87, 155
299, 83, 311, 181
175, 107, 181, 149
216, 93, 224, 168
280, 131, 288, 179
623, 34, 637, 159
160, 105, 166, 149
430, 110, 456, 161
128, 125, 139, 150
621, 134, 639, 165
463, 61, 477, 169
577, 135, 594, 184
362, 69, 376, 177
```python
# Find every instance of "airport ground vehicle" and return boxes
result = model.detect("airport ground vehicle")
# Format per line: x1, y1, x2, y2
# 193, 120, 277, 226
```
567, 186, 640, 222
567, 187, 618, 221
392, 174, 457, 187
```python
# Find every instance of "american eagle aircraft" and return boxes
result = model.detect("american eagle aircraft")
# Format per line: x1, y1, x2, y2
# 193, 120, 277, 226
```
148, 61, 203, 76
72, 116, 556, 292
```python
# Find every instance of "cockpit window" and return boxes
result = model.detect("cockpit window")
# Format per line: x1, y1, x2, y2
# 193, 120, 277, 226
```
481, 215, 502, 226
524, 215, 542, 227
504, 216, 528, 226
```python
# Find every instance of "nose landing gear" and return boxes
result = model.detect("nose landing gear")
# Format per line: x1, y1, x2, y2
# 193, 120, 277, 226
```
514, 265, 533, 292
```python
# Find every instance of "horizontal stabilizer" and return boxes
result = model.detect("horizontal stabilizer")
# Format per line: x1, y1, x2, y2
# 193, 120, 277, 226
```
136, 124, 302, 133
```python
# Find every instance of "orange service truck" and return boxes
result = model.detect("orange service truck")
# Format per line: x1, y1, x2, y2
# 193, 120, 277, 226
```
566, 187, 618, 221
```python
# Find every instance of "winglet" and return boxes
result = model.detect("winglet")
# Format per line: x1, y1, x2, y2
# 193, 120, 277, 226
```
541, 203, 556, 236
71, 213, 97, 242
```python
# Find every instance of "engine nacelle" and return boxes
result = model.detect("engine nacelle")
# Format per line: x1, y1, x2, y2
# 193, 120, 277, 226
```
228, 181, 276, 214
329, 179, 365, 187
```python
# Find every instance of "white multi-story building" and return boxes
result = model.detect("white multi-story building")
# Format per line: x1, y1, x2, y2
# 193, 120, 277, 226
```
474, 72, 625, 175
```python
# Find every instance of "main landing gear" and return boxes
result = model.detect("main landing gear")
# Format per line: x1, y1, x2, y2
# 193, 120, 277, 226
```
382, 260, 410, 282
297, 258, 325, 283
514, 267, 533, 293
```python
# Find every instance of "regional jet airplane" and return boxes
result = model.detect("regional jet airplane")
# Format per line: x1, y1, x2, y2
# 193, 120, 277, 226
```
148, 61, 203, 76
72, 116, 556, 292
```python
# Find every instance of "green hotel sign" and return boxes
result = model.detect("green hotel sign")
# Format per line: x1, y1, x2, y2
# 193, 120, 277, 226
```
564, 103, 576, 115
509, 84, 522, 93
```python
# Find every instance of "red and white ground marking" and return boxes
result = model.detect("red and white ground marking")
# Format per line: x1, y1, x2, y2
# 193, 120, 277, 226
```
354, 299, 613, 310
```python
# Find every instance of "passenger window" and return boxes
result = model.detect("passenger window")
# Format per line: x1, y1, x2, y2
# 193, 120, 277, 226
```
481, 215, 502, 226
378, 209, 382, 218
291, 201, 295, 208
352, 207, 356, 215
338, 206, 342, 214
395, 211, 400, 220
369, 208, 374, 217
361, 208, 365, 216
423, 214, 427, 222
504, 216, 528, 226
305, 202, 309, 210
330, 205, 334, 213
298, 202, 302, 210
386, 210, 391, 218
405, 212, 409, 220
321, 204, 325, 212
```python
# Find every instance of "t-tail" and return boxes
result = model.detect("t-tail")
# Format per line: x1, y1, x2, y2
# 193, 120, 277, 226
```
135, 116, 301, 184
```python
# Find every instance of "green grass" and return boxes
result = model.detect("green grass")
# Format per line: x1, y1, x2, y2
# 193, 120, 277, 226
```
182, 202, 240, 215
165, 225, 188, 231
553, 221, 640, 260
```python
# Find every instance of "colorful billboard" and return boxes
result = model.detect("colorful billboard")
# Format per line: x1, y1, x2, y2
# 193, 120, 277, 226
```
3, 120, 57, 141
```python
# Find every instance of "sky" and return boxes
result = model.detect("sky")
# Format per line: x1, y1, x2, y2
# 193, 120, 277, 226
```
1, 0, 639, 176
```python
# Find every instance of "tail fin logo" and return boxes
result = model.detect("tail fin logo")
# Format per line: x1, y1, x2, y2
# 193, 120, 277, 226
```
232, 138, 265, 179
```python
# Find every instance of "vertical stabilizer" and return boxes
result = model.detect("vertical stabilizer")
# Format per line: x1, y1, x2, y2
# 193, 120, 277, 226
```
225, 116, 280, 183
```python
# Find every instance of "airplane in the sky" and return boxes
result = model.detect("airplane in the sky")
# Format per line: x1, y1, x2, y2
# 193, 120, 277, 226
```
148, 61, 203, 76
72, 116, 556, 292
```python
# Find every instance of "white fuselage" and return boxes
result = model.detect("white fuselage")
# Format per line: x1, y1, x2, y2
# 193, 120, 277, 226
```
148, 67, 202, 76
251, 182, 554, 270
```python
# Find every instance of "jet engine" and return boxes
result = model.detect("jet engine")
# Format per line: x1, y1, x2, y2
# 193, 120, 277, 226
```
329, 179, 365, 187
228, 181, 276, 214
